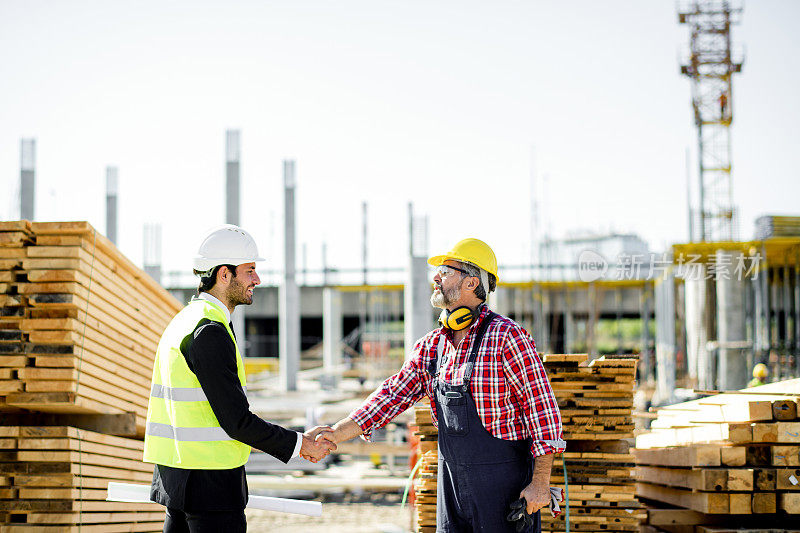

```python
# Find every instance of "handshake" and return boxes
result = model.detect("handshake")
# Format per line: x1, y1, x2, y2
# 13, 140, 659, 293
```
298, 426, 338, 463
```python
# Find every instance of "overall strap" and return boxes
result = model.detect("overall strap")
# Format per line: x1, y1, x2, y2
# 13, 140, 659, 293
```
459, 311, 496, 392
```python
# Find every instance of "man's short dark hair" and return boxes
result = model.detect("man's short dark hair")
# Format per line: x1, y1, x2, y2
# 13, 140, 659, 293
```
457, 261, 496, 301
193, 264, 236, 295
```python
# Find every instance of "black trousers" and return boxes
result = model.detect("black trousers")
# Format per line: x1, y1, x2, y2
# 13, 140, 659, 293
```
164, 507, 247, 533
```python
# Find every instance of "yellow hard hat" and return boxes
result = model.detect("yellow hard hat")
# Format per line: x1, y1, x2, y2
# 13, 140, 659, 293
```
753, 363, 768, 379
428, 238, 499, 282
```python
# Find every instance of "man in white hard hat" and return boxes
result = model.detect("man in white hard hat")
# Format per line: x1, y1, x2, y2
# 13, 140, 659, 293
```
319, 238, 564, 532
143, 224, 334, 532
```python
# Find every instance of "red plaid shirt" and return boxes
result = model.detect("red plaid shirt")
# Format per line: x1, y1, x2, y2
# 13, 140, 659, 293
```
350, 305, 565, 457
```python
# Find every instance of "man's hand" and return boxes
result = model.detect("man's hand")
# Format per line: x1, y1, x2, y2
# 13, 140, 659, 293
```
520, 481, 550, 514
521, 452, 556, 514
299, 426, 336, 463
317, 417, 363, 446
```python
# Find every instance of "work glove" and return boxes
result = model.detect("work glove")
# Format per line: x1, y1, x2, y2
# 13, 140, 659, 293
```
506, 497, 536, 532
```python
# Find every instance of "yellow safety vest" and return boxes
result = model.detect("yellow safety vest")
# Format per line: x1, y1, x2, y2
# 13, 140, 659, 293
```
143, 298, 250, 469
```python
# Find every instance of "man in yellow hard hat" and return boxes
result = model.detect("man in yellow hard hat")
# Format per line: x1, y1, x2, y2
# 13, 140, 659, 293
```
319, 238, 564, 532
143, 225, 335, 532
748, 363, 768, 388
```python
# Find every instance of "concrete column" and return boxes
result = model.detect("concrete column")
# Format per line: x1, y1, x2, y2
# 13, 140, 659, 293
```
20, 139, 35, 220
565, 310, 576, 354
492, 286, 511, 316
322, 286, 342, 388
794, 267, 800, 376
361, 202, 368, 285
587, 284, 598, 356
106, 166, 118, 245
279, 160, 300, 391
716, 250, 748, 390
684, 270, 708, 387
405, 255, 432, 360
758, 252, 771, 362
143, 223, 163, 285
654, 270, 676, 404
640, 285, 652, 383
539, 288, 550, 354
225, 130, 240, 226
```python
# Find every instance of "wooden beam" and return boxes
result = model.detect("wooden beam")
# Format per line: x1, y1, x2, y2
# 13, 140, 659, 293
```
0, 413, 136, 437
636, 482, 729, 514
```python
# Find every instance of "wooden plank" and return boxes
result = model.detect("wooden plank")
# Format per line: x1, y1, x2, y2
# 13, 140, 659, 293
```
13, 474, 134, 489
25, 356, 151, 391
753, 468, 775, 490
752, 492, 776, 514
773, 399, 798, 420
0, 232, 33, 247
752, 421, 800, 443
636, 482, 728, 514
773, 446, 800, 466
20, 511, 164, 524
720, 446, 746, 466
4, 391, 134, 418
637, 423, 752, 449
15, 438, 143, 461
728, 492, 751, 514
0, 521, 164, 532
0, 221, 32, 232
15, 450, 150, 472
8, 380, 148, 418
776, 467, 800, 490
0, 461, 152, 481
21, 370, 150, 406
634, 446, 721, 467
0, 499, 159, 512
636, 465, 727, 491
0, 413, 136, 437
781, 492, 800, 513
17, 487, 109, 499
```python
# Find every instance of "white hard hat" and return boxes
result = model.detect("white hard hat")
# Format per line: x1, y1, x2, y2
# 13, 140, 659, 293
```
193, 224, 265, 273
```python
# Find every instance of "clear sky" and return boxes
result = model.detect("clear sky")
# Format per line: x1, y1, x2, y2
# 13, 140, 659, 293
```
1, 1, 798, 282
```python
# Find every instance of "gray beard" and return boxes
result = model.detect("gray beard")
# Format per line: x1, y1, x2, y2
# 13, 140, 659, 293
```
430, 282, 461, 309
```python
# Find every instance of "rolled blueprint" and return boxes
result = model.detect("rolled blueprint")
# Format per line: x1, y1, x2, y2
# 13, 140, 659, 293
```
106, 482, 323, 517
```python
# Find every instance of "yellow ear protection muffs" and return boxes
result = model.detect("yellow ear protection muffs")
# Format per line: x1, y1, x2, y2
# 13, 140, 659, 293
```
439, 306, 477, 331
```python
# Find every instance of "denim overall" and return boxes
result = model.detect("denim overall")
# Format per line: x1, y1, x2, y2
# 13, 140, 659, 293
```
428, 312, 541, 532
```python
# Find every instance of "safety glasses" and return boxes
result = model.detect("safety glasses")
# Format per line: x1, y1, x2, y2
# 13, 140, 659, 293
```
435, 264, 469, 279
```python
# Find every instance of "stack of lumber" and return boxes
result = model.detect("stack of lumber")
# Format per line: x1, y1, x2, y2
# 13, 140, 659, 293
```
0, 221, 181, 433
412, 400, 437, 533
755, 215, 800, 239
0, 426, 161, 531
0, 221, 182, 531
543, 354, 645, 532
636, 379, 800, 532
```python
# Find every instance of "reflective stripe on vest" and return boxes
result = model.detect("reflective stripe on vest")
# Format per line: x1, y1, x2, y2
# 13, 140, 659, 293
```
143, 298, 251, 469
146, 422, 232, 442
